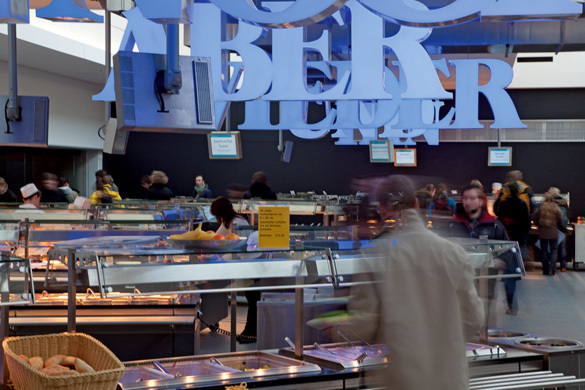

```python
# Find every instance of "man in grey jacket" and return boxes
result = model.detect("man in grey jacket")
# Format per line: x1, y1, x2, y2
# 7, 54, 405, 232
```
340, 175, 484, 390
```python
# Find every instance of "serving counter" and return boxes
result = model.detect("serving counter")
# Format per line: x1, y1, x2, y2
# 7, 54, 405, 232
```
0, 209, 550, 389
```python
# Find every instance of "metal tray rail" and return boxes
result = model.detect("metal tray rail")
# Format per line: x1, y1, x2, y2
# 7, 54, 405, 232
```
469, 370, 585, 390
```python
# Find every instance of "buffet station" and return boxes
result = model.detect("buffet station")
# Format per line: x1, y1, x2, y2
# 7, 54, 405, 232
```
0, 206, 584, 389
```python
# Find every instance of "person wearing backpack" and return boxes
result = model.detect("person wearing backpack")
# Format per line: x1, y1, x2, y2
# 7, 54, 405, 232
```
496, 181, 532, 251
494, 170, 535, 259
428, 183, 456, 216
533, 192, 563, 275
549, 187, 570, 272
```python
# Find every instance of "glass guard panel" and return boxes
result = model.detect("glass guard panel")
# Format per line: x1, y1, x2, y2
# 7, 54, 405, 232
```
0, 254, 33, 306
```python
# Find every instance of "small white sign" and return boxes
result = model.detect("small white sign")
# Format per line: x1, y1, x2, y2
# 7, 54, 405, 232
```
370, 140, 394, 163
394, 149, 417, 167
207, 132, 242, 159
488, 147, 512, 166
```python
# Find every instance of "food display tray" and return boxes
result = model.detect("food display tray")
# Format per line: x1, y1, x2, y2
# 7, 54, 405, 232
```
118, 351, 321, 389
466, 342, 506, 359
280, 342, 389, 371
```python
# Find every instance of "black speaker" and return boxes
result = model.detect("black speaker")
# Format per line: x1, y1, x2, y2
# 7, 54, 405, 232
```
281, 141, 294, 163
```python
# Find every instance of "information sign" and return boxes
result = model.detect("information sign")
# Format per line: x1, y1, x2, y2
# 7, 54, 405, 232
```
258, 206, 290, 249
394, 148, 417, 167
370, 140, 394, 163
488, 147, 512, 166
207, 131, 242, 159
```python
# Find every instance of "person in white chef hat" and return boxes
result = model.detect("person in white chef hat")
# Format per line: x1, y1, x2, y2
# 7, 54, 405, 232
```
18, 183, 43, 211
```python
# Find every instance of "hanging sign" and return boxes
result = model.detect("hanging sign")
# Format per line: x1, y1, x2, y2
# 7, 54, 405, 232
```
369, 140, 394, 163
207, 131, 243, 159
258, 206, 290, 249
95, 0, 582, 146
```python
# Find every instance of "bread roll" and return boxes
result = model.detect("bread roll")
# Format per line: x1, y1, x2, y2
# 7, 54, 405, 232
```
39, 365, 71, 376
44, 354, 65, 367
61, 356, 76, 367
18, 355, 29, 364
29, 356, 43, 370
74, 357, 95, 373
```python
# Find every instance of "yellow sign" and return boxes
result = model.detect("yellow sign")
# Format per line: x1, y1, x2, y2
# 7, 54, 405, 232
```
258, 206, 290, 249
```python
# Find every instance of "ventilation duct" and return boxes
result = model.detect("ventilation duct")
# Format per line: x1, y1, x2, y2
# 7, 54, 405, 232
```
413, 120, 585, 142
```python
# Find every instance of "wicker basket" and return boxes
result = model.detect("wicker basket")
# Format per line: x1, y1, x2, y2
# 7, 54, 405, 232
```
2, 332, 125, 390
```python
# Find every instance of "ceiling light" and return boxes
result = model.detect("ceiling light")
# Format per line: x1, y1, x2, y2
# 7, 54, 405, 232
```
36, 0, 104, 23
0, 0, 29, 23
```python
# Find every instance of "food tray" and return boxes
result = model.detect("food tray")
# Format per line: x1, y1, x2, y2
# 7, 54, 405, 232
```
3, 332, 125, 390
166, 238, 246, 250
118, 351, 321, 389
466, 342, 506, 358
280, 342, 389, 371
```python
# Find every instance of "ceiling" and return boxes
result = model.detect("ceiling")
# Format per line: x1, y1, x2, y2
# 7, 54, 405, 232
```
4, 1, 585, 87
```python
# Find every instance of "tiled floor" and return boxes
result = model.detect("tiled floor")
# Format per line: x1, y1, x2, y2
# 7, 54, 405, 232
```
497, 266, 585, 344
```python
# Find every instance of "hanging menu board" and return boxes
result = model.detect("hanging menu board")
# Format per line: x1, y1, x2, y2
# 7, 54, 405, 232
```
488, 147, 512, 166
258, 206, 290, 249
207, 131, 242, 159
369, 140, 394, 163
394, 148, 417, 167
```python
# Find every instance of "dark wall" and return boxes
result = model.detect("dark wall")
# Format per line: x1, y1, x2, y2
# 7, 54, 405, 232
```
0, 148, 81, 199
105, 133, 585, 217
105, 89, 585, 218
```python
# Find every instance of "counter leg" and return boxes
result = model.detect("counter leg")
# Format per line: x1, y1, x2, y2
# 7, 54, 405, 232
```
0, 269, 9, 387
478, 269, 489, 343
194, 308, 201, 355
295, 288, 303, 360
230, 289, 237, 352
67, 249, 76, 333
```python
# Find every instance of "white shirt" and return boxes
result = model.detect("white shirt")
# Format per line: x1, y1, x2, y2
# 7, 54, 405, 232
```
216, 215, 249, 236
16, 204, 44, 213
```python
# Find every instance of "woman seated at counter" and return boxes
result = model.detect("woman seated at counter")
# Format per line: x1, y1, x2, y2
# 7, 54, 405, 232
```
210, 196, 249, 236
210, 197, 257, 343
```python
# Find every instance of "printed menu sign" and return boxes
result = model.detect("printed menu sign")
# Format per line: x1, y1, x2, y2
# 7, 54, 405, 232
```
258, 206, 290, 249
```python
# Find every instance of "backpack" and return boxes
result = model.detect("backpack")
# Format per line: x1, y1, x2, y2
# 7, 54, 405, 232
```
498, 181, 531, 215
435, 196, 449, 211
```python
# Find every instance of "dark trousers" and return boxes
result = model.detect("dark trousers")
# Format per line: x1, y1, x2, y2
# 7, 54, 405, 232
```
242, 290, 261, 336
541, 239, 558, 275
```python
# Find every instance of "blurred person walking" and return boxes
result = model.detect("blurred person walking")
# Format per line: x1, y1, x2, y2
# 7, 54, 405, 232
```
58, 177, 79, 203
40, 173, 67, 203
338, 175, 484, 390
243, 171, 277, 200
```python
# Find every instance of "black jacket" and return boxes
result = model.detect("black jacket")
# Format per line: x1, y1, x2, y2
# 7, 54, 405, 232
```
244, 183, 277, 200
146, 184, 174, 200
